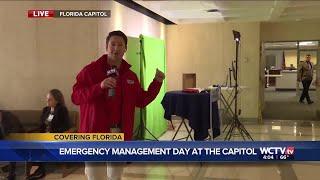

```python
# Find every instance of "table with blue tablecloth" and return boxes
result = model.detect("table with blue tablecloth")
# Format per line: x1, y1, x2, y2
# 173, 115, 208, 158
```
161, 91, 220, 140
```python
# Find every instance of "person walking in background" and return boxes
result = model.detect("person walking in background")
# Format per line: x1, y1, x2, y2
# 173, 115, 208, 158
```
298, 54, 314, 104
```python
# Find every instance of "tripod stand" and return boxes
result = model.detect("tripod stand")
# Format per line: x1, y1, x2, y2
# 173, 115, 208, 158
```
224, 30, 253, 141
133, 109, 159, 141
133, 37, 159, 141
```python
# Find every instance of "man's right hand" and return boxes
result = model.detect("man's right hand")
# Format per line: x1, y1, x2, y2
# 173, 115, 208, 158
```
100, 77, 117, 89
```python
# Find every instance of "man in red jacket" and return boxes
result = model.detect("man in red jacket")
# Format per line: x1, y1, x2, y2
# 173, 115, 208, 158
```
71, 30, 165, 180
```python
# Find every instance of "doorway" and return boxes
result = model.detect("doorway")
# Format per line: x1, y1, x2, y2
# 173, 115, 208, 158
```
261, 41, 320, 121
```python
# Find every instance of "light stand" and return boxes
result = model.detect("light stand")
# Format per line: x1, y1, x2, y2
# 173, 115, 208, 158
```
224, 30, 254, 141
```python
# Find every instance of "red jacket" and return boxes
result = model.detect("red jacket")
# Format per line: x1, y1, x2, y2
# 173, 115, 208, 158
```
71, 54, 162, 140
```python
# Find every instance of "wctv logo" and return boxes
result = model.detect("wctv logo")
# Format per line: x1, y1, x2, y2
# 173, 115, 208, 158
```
259, 147, 295, 155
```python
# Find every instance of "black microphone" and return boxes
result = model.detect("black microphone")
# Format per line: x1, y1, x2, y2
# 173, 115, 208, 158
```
106, 66, 118, 97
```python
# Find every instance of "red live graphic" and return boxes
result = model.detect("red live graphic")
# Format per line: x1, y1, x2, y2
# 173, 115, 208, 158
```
285, 147, 295, 155
28, 10, 54, 18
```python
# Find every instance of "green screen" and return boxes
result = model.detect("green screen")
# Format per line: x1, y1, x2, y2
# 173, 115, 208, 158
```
126, 35, 167, 140
140, 35, 167, 140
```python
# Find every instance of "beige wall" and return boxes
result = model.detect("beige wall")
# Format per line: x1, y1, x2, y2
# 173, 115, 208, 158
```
0, 1, 38, 110
261, 20, 320, 42
34, 1, 99, 111
166, 22, 260, 119
97, 1, 165, 55
0, 1, 164, 110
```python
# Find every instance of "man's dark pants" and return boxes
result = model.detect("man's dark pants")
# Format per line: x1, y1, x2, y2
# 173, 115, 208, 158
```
300, 79, 312, 103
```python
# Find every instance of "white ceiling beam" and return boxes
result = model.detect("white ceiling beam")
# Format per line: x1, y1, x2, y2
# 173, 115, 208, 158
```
276, 15, 320, 21
268, 0, 291, 21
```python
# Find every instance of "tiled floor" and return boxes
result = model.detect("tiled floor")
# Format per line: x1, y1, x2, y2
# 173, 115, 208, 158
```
263, 90, 318, 120
2, 120, 320, 180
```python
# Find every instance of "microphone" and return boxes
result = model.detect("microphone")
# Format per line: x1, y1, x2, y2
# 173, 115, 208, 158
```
106, 66, 118, 97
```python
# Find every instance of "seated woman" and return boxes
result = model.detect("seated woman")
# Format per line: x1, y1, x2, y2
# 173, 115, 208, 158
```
27, 89, 71, 180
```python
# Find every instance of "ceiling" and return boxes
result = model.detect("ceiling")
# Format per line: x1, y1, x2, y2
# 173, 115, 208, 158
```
134, 1, 320, 24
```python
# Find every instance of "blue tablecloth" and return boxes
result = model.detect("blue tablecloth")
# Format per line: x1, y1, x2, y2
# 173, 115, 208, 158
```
161, 91, 220, 140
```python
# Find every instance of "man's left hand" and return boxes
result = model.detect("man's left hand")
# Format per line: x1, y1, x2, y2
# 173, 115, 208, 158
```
155, 68, 165, 83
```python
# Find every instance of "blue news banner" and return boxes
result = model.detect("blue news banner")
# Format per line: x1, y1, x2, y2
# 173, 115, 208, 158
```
0, 141, 319, 162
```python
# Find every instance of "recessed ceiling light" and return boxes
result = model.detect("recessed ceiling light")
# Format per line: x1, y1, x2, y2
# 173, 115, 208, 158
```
300, 41, 315, 46
207, 9, 219, 13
